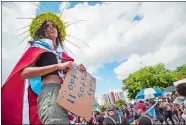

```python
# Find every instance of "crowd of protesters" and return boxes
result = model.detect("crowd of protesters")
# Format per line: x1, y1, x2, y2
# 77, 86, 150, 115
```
78, 82, 186, 125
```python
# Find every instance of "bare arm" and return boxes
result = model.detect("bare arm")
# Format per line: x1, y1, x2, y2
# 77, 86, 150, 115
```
180, 104, 186, 115
20, 64, 59, 79
20, 61, 73, 79
181, 109, 186, 115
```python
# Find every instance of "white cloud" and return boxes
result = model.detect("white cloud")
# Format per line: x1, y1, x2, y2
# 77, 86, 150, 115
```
2, 2, 186, 85
114, 46, 186, 80
2, 2, 39, 84
94, 76, 102, 81
58, 2, 186, 78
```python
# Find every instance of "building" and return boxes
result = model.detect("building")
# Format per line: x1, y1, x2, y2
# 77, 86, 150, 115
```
97, 90, 130, 105
110, 92, 116, 103
102, 94, 111, 104
115, 92, 126, 101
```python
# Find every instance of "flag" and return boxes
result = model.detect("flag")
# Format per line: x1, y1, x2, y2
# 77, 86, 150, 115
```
2, 47, 46, 124
147, 105, 157, 119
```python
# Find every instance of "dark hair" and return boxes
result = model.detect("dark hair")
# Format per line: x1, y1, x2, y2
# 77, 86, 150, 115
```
139, 100, 144, 103
123, 104, 127, 107
176, 83, 186, 97
96, 111, 100, 115
30, 21, 62, 47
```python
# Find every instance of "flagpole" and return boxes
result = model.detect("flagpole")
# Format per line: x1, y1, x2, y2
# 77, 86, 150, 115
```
146, 102, 158, 113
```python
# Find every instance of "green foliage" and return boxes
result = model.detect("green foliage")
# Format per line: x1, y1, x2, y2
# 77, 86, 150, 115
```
102, 102, 112, 108
29, 12, 66, 41
115, 99, 126, 107
100, 102, 112, 112
122, 63, 178, 100
174, 64, 186, 79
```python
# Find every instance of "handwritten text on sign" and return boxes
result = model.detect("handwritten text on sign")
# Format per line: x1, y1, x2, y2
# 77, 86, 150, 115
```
56, 64, 96, 121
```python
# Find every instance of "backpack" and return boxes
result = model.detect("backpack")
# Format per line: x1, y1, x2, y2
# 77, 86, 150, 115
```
105, 115, 122, 124
142, 114, 162, 125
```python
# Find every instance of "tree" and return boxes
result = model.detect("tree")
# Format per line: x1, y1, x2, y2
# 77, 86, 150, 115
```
174, 64, 186, 79
115, 99, 126, 107
122, 63, 178, 100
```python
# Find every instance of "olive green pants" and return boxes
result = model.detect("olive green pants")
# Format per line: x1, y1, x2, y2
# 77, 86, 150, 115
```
37, 83, 70, 124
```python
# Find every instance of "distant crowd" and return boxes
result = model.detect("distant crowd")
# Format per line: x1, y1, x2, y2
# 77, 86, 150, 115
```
79, 82, 186, 125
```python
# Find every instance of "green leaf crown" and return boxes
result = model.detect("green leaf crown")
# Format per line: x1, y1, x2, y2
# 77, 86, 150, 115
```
29, 12, 66, 41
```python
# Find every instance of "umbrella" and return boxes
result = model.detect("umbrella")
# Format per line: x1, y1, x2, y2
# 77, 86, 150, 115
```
173, 78, 186, 86
163, 86, 176, 93
136, 88, 163, 99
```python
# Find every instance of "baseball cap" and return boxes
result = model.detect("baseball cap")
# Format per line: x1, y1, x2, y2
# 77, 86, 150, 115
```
107, 104, 117, 111
134, 103, 146, 110
173, 96, 185, 105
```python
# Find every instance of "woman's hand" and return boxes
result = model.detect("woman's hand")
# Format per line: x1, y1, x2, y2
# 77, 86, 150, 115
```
57, 61, 73, 70
78, 64, 86, 72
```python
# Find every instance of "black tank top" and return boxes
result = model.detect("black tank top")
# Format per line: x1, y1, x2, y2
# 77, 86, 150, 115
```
35, 52, 59, 81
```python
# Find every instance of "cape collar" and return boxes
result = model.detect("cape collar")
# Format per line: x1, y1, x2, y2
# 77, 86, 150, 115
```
36, 38, 65, 53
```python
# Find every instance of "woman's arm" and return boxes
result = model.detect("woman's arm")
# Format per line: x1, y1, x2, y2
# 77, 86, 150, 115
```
20, 64, 58, 79
20, 61, 73, 79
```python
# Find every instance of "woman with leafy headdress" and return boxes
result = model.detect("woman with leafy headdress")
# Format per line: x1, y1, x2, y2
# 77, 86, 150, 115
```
2, 12, 86, 124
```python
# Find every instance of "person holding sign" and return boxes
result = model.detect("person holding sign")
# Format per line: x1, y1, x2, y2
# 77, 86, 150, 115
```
2, 12, 87, 124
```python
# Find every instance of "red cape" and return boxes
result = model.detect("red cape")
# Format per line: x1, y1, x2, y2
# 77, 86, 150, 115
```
2, 47, 74, 124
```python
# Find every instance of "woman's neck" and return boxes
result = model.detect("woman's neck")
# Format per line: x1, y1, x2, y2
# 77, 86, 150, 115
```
49, 38, 57, 49
51, 38, 57, 47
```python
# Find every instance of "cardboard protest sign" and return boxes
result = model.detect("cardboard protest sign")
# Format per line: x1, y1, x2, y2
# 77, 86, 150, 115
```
56, 64, 96, 121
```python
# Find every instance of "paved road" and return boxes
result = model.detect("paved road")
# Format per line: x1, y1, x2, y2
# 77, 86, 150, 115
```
163, 119, 184, 125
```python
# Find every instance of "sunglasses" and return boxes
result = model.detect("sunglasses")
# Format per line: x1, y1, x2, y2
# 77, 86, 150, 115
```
45, 23, 57, 29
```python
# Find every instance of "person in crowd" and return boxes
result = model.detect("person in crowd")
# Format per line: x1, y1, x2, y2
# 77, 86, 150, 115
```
122, 104, 130, 119
176, 83, 186, 121
80, 117, 87, 125
160, 97, 175, 125
154, 101, 164, 123
127, 104, 135, 123
170, 101, 179, 123
132, 106, 140, 121
95, 113, 104, 125
117, 107, 124, 117
145, 99, 151, 110
103, 104, 129, 125
173, 95, 185, 123
132, 103, 152, 125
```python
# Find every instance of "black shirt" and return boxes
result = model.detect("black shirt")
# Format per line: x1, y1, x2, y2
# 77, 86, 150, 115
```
103, 115, 129, 125
96, 115, 104, 125
35, 52, 59, 80
123, 109, 130, 118
138, 115, 152, 125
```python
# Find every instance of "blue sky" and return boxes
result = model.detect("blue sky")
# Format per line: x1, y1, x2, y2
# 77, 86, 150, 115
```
93, 61, 126, 96
37, 2, 102, 14
36, 1, 141, 96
